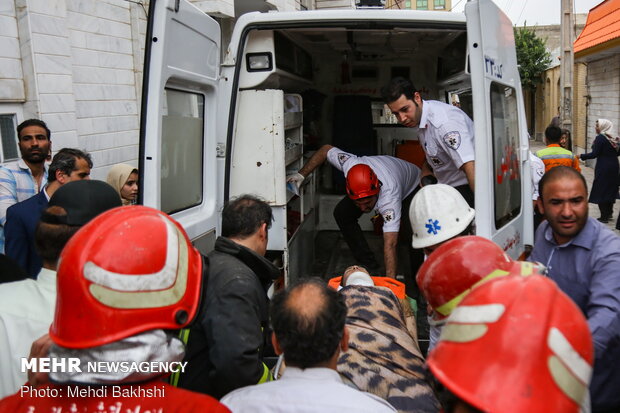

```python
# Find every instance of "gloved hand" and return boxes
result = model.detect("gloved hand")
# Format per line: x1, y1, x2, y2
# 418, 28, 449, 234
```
286, 172, 305, 195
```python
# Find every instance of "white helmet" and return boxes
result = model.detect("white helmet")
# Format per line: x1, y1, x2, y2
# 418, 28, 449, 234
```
409, 184, 475, 249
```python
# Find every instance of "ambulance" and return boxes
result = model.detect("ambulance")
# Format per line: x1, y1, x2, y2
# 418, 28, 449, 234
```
140, 0, 533, 283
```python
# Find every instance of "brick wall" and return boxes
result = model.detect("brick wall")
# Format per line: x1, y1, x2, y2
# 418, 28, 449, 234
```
586, 55, 620, 156
67, 0, 143, 179
532, 63, 587, 151
20, 0, 79, 151
0, 1, 25, 102
1, 0, 148, 180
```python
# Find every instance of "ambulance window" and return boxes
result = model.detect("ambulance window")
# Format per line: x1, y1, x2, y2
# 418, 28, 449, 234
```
490, 83, 521, 229
160, 88, 204, 214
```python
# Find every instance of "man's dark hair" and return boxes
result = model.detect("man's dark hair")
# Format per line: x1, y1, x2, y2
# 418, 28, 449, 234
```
34, 206, 80, 264
221, 194, 273, 238
544, 126, 562, 144
48, 148, 93, 183
17, 119, 51, 141
270, 277, 347, 368
538, 166, 587, 201
380, 77, 417, 103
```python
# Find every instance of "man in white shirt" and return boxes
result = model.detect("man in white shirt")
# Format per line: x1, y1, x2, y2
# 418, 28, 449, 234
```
382, 77, 475, 206
0, 180, 121, 397
221, 278, 396, 413
288, 145, 421, 278
529, 151, 545, 230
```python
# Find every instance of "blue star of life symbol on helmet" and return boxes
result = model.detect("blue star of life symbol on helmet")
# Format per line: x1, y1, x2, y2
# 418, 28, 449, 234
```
425, 219, 441, 235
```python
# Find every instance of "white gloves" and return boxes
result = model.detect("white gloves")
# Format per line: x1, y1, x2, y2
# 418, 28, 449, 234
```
286, 172, 305, 196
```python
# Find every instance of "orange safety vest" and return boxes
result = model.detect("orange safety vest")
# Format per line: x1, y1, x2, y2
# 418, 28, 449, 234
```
536, 144, 581, 172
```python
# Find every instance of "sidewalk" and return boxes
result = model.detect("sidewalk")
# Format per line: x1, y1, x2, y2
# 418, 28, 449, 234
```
530, 141, 620, 233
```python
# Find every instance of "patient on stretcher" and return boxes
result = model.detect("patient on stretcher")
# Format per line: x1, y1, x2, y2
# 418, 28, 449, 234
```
335, 265, 439, 413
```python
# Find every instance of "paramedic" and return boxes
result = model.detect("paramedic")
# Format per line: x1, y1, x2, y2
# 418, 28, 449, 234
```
288, 145, 421, 278
381, 77, 475, 206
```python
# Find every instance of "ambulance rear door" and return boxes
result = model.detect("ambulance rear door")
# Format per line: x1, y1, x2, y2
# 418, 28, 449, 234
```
466, 0, 533, 258
139, 0, 222, 253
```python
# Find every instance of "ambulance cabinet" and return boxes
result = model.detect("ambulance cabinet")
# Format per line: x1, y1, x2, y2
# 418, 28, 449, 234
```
230, 90, 316, 280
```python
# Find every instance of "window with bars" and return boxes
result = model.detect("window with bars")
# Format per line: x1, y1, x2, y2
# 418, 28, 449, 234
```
0, 114, 19, 163
416, 0, 428, 9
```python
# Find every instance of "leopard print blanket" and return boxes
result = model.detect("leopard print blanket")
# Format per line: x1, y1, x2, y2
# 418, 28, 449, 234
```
338, 286, 440, 413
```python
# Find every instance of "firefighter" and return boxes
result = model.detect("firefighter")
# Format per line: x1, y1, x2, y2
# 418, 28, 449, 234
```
428, 274, 593, 413
0, 206, 229, 412
416, 236, 543, 350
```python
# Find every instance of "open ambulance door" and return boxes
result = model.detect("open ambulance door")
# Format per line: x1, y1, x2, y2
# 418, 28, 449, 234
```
466, 0, 533, 258
139, 0, 221, 253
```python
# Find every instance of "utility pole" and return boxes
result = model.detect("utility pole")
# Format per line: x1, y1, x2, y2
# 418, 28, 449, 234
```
560, 0, 574, 150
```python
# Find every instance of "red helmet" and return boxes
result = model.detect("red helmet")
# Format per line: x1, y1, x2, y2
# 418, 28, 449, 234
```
416, 236, 513, 320
346, 164, 380, 200
428, 275, 593, 413
50, 206, 203, 349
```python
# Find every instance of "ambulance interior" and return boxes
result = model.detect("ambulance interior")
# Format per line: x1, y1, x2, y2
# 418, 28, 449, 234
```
228, 24, 471, 282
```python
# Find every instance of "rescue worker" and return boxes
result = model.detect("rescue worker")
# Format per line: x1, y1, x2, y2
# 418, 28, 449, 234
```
0, 206, 229, 412
427, 274, 593, 413
416, 236, 543, 350
288, 145, 421, 279
381, 77, 475, 206
536, 125, 581, 172
178, 195, 280, 398
409, 184, 475, 256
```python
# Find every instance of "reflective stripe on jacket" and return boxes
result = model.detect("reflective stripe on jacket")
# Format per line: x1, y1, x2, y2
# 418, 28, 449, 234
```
536, 144, 581, 172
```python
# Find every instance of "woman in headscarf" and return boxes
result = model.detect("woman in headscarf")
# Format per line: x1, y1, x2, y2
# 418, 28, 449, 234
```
106, 163, 138, 206
579, 119, 620, 223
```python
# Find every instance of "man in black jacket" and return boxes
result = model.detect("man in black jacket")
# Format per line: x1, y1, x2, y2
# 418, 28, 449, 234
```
178, 194, 280, 399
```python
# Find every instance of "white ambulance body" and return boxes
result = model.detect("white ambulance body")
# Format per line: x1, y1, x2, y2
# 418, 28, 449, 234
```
141, 0, 532, 282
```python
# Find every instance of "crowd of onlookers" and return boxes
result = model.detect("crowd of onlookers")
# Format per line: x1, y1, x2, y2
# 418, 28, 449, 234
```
0, 117, 618, 413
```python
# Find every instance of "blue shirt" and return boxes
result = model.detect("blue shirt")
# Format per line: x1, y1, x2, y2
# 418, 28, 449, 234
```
0, 159, 48, 252
530, 217, 620, 411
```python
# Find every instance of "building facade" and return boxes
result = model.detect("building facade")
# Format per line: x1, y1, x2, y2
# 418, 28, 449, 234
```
574, 0, 620, 159
0, 0, 298, 179
523, 16, 587, 151
0, 0, 148, 179
385, 0, 450, 10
